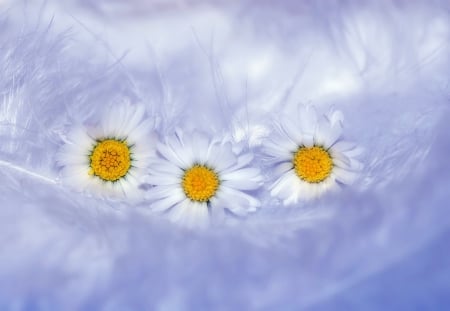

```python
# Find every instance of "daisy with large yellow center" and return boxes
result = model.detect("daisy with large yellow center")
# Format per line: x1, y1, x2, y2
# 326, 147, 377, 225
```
264, 105, 362, 205
56, 103, 156, 199
145, 131, 262, 229
89, 139, 132, 182
293, 146, 333, 183
182, 165, 220, 202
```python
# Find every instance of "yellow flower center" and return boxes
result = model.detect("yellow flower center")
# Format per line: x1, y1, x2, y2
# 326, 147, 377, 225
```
293, 146, 333, 183
89, 139, 131, 182
182, 165, 220, 202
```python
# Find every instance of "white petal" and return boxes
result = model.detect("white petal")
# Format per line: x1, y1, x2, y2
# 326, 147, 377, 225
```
148, 161, 183, 176
107, 103, 145, 139
66, 127, 96, 150
322, 176, 339, 193
328, 110, 344, 127
231, 153, 253, 170
283, 178, 309, 205
221, 167, 260, 180
331, 151, 353, 168
102, 107, 120, 138
341, 145, 364, 158
349, 159, 363, 171
118, 178, 135, 199
215, 187, 260, 216
301, 133, 314, 147
131, 156, 153, 169
282, 119, 303, 145
187, 201, 210, 229
168, 199, 209, 229
332, 152, 363, 171
167, 199, 189, 222
127, 120, 152, 145
121, 171, 143, 199
221, 179, 260, 192
144, 174, 180, 186
333, 167, 358, 184
150, 190, 186, 212
122, 104, 146, 135
212, 195, 247, 217
331, 141, 357, 153
221, 168, 262, 191
325, 125, 343, 148
132, 140, 156, 159
86, 125, 104, 141
270, 172, 298, 201
209, 198, 227, 223
206, 143, 237, 172
189, 132, 210, 163
110, 181, 126, 197
315, 119, 337, 147
156, 142, 187, 168
146, 184, 180, 200
298, 105, 318, 134
263, 140, 294, 160
293, 180, 323, 202
60, 165, 90, 189
56, 148, 90, 166
273, 162, 294, 176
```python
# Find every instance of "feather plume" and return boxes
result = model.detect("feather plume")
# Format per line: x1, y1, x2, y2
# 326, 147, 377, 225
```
0, 0, 449, 309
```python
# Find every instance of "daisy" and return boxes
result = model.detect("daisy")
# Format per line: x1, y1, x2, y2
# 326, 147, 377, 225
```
145, 131, 262, 229
56, 102, 156, 199
264, 105, 362, 205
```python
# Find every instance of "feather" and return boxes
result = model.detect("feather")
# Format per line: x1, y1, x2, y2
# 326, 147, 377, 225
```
0, 0, 449, 309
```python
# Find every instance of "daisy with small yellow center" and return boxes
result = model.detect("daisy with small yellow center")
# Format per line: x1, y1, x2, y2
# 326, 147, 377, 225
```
145, 131, 262, 229
56, 102, 155, 199
264, 105, 362, 205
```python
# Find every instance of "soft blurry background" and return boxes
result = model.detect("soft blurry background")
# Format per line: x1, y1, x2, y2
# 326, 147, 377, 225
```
0, 0, 449, 310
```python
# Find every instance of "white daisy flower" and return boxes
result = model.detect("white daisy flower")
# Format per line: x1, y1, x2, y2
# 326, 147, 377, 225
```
145, 131, 262, 229
264, 105, 363, 205
56, 102, 156, 199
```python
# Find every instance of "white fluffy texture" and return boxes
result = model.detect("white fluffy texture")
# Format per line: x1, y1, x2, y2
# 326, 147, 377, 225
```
0, 0, 449, 310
